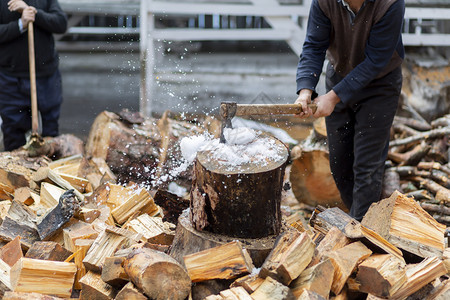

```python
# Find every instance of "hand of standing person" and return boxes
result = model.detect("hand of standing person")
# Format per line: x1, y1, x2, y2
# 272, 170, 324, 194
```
20, 6, 37, 28
294, 89, 314, 118
7, 0, 30, 13
312, 90, 341, 118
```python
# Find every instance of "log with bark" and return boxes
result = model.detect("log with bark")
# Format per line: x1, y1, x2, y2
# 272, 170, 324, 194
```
190, 133, 289, 238
289, 128, 345, 210
124, 247, 191, 300
85, 110, 203, 188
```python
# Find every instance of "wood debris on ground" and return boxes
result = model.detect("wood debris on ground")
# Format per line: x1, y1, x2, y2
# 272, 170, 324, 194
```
0, 109, 447, 299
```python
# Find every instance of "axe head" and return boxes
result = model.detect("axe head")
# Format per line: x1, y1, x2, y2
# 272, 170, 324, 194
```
219, 101, 237, 143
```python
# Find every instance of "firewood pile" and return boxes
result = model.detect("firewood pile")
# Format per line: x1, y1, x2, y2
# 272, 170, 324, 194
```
0, 109, 447, 299
386, 113, 450, 225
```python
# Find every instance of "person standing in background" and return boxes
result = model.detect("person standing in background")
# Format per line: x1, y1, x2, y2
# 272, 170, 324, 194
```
295, 0, 405, 221
0, 0, 67, 151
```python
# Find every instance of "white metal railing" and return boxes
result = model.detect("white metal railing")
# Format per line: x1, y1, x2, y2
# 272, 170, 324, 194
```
139, 0, 450, 116
139, 0, 311, 116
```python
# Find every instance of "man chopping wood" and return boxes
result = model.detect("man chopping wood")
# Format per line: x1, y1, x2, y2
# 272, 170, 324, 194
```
295, 0, 405, 221
0, 0, 67, 151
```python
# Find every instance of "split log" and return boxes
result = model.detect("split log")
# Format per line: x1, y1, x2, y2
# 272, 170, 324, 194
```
77, 157, 117, 190
115, 282, 147, 300
325, 241, 372, 295
0, 166, 31, 191
36, 189, 80, 240
0, 259, 11, 298
83, 226, 140, 272
14, 187, 35, 206
0, 237, 22, 267
308, 226, 350, 267
101, 256, 129, 289
124, 213, 175, 244
0, 216, 40, 250
32, 167, 84, 202
170, 210, 276, 268
231, 274, 264, 294
87, 182, 134, 210
310, 207, 403, 260
75, 207, 100, 223
124, 248, 191, 300
260, 231, 315, 285
8, 199, 36, 224
48, 154, 82, 176
362, 191, 446, 258
0, 201, 11, 221
63, 220, 98, 252
250, 276, 295, 300
184, 241, 254, 282
36, 182, 62, 211
25, 241, 72, 262
218, 287, 253, 300
444, 248, 450, 273
426, 279, 450, 300
111, 188, 159, 225
10, 258, 76, 298
73, 239, 93, 290
390, 256, 447, 300
355, 254, 407, 298
290, 259, 334, 299
2, 292, 65, 300
79, 271, 117, 300
91, 204, 115, 227
57, 173, 91, 194
0, 184, 13, 201
191, 134, 288, 238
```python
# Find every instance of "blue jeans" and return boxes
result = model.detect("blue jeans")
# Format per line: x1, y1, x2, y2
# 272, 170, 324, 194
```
0, 70, 63, 151
325, 64, 402, 221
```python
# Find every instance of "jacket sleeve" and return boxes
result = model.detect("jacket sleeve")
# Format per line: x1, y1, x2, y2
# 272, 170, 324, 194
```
34, 0, 67, 34
296, 0, 331, 96
0, 20, 21, 43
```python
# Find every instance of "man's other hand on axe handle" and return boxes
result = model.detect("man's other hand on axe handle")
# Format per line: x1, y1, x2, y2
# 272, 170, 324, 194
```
294, 88, 340, 119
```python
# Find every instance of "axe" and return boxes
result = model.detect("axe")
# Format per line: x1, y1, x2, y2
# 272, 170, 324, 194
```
219, 101, 317, 143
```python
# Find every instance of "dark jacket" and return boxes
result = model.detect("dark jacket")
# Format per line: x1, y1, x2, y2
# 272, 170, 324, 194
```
296, 0, 405, 105
0, 0, 67, 77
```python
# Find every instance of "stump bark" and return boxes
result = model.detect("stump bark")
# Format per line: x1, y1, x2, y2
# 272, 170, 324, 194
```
190, 135, 289, 238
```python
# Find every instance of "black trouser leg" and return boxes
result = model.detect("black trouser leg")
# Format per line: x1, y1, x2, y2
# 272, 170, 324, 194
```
325, 66, 402, 221
325, 108, 355, 210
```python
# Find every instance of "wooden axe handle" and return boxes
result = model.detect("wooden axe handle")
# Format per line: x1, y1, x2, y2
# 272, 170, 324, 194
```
234, 103, 317, 116
28, 22, 39, 135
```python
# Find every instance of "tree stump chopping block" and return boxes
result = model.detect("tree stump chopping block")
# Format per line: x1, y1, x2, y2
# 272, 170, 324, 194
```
190, 134, 289, 239
170, 210, 278, 268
